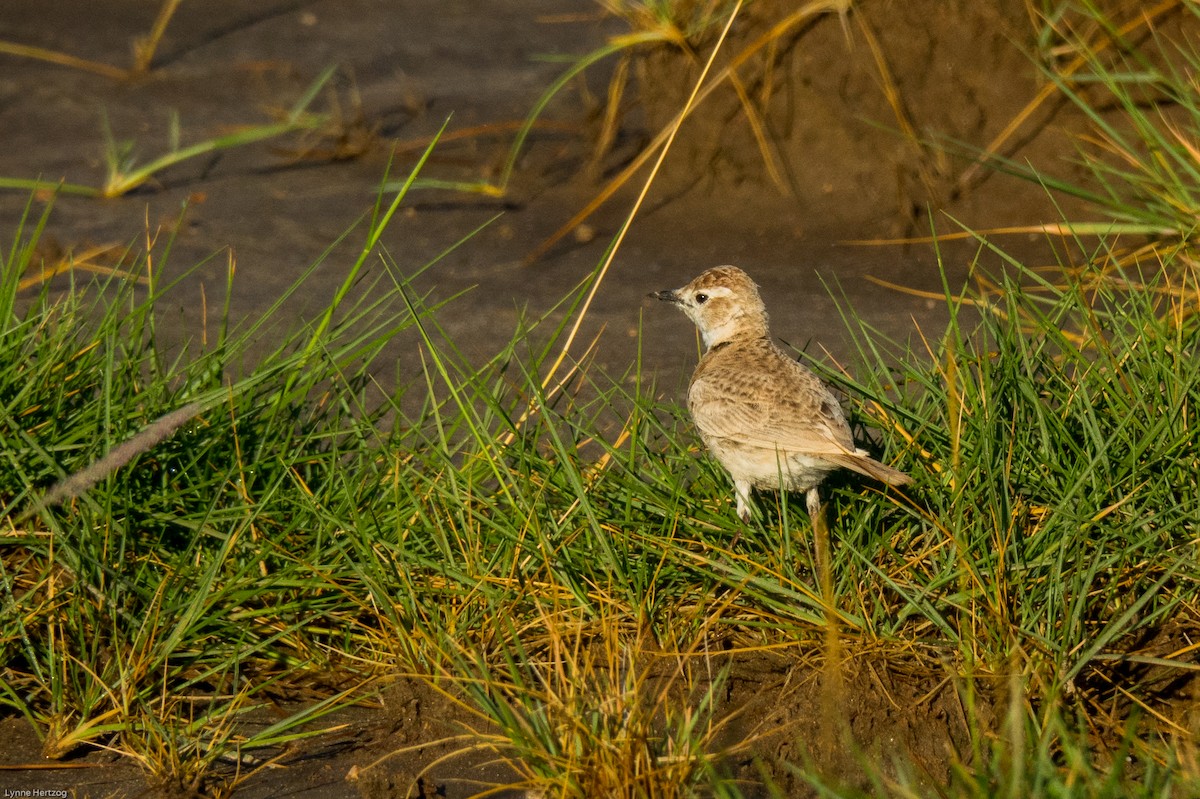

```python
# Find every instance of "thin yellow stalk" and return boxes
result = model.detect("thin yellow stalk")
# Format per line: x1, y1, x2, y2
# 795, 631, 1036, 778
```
132, 0, 184, 74
854, 9, 938, 201
538, 2, 746, 394
845, 220, 1180, 245
0, 41, 127, 80
724, 66, 787, 191
16, 243, 139, 292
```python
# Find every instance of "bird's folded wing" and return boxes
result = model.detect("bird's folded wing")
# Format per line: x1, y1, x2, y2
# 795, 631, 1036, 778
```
688, 371, 857, 456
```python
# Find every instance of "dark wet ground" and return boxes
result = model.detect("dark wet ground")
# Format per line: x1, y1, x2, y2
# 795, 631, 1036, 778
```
0, 1, 1084, 378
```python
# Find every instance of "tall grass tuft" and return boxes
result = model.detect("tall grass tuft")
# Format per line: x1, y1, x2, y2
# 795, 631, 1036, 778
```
0, 139, 443, 789
2, 142, 1197, 798
973, 2, 1200, 253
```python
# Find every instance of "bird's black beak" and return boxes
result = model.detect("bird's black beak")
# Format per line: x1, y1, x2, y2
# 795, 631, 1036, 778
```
651, 289, 680, 303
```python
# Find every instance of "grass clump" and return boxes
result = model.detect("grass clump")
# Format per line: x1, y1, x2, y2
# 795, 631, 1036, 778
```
383, 1, 860, 259
1, 180, 1197, 793
0, 67, 335, 201
972, 2, 1200, 250
338, 223, 1198, 795
0, 142, 441, 791
2, 100, 1200, 799
1, 3, 1197, 797
405, 608, 754, 797
836, 239, 1198, 659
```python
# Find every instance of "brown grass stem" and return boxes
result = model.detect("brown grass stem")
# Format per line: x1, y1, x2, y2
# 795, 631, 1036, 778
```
0, 41, 127, 80
132, 0, 184, 75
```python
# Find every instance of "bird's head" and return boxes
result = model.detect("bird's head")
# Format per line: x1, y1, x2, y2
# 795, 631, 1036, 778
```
652, 265, 769, 349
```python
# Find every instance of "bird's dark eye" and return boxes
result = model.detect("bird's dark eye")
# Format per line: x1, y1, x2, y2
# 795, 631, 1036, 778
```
695, 293, 708, 304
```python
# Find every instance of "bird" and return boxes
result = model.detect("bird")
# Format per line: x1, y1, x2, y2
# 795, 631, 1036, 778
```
652, 265, 911, 523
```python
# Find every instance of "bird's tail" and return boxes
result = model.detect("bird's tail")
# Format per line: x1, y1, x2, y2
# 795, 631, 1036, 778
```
839, 449, 913, 487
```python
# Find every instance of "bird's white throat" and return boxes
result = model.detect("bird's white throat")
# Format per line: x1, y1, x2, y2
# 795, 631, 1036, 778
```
700, 317, 744, 350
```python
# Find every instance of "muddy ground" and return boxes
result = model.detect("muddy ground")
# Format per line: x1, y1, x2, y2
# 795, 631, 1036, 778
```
0, 0, 1159, 796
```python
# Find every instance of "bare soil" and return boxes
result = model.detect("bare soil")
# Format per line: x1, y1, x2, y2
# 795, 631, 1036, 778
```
0, 1, 1185, 796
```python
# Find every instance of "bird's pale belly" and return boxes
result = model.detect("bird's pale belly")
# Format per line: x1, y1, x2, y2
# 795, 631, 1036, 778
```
704, 437, 837, 493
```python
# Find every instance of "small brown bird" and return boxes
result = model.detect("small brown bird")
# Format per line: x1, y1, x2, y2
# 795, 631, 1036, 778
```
653, 265, 911, 522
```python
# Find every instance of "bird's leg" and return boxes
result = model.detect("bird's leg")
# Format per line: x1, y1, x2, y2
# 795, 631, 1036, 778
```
734, 479, 753, 523
806, 486, 822, 521
808, 486, 833, 607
